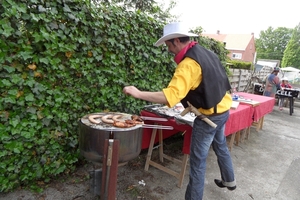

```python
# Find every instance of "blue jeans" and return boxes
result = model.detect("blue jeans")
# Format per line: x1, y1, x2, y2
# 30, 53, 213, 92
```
185, 111, 236, 200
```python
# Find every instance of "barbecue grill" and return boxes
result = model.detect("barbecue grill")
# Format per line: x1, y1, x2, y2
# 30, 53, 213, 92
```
78, 112, 172, 199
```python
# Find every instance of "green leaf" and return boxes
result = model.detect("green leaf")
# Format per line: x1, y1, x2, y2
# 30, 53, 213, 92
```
0, 150, 8, 158
8, 89, 18, 96
0, 132, 11, 141
10, 118, 20, 128
39, 57, 49, 64
4, 97, 16, 104
21, 131, 34, 139
11, 74, 23, 84
1, 23, 14, 37
30, 13, 40, 22
3, 66, 15, 73
63, 4, 72, 13
19, 51, 33, 60
25, 93, 35, 102
1, 79, 12, 87
4, 141, 24, 154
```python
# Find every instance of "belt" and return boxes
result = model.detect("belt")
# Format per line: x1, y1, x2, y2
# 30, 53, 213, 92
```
202, 110, 228, 117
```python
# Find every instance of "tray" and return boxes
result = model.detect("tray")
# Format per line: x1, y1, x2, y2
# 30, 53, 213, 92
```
143, 103, 185, 118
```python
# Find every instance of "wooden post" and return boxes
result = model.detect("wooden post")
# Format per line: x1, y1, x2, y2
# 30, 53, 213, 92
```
101, 139, 119, 200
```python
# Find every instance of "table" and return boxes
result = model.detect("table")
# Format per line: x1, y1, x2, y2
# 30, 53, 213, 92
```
141, 110, 192, 188
141, 110, 191, 150
182, 104, 254, 154
276, 88, 299, 115
140, 104, 254, 188
253, 84, 299, 116
141, 93, 276, 188
236, 92, 275, 131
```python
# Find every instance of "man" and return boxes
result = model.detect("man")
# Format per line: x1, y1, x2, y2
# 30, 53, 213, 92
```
123, 22, 236, 200
263, 67, 281, 98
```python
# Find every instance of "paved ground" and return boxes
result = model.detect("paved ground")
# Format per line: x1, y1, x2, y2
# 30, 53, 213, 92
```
0, 101, 299, 200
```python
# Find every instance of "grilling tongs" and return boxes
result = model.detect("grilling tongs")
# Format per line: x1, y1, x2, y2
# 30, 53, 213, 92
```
142, 124, 173, 130
139, 116, 168, 122
139, 116, 173, 130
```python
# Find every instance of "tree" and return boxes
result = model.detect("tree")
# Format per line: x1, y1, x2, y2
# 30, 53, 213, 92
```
281, 23, 300, 68
91, 0, 179, 23
255, 27, 293, 61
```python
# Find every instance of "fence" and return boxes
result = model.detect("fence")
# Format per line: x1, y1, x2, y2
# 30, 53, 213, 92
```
228, 67, 273, 93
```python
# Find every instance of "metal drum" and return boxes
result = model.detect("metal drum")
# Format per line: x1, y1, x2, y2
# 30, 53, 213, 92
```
78, 113, 143, 165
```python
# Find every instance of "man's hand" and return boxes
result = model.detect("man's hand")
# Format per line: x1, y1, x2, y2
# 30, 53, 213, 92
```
123, 86, 141, 98
123, 86, 168, 105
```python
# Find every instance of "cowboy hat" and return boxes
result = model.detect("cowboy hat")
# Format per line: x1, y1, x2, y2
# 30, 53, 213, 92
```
281, 77, 289, 81
154, 22, 198, 47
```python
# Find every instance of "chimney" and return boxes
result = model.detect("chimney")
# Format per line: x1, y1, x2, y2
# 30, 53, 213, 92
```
217, 30, 220, 34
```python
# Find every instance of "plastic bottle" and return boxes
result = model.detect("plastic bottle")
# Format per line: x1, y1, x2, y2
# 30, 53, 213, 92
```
231, 87, 238, 100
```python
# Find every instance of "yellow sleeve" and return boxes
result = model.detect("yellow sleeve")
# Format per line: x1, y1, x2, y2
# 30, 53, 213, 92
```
162, 57, 202, 108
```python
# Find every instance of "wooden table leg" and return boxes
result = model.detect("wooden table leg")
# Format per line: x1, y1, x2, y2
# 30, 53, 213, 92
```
144, 128, 158, 171
245, 126, 251, 139
144, 128, 190, 188
258, 116, 264, 130
228, 133, 236, 151
177, 154, 189, 188
158, 129, 164, 163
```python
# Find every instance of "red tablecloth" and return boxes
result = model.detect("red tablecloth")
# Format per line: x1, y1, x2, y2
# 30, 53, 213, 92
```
224, 104, 254, 136
140, 110, 192, 150
141, 104, 253, 154
236, 92, 275, 121
182, 104, 253, 154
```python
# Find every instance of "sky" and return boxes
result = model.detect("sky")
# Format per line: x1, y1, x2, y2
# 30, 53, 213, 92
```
160, 0, 299, 38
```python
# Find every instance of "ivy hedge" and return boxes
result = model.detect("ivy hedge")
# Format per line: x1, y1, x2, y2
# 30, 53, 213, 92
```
227, 59, 253, 70
0, 0, 228, 192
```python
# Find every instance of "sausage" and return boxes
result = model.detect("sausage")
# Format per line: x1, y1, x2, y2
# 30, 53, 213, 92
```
112, 114, 123, 122
113, 121, 136, 128
124, 119, 135, 125
88, 114, 103, 124
125, 119, 143, 125
101, 114, 114, 124
131, 115, 143, 122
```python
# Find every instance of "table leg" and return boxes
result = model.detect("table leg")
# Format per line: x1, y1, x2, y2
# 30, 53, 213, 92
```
240, 128, 248, 142
259, 116, 264, 130
254, 116, 264, 131
177, 154, 189, 188
143, 128, 189, 188
158, 129, 164, 163
144, 128, 158, 171
289, 97, 294, 116
228, 133, 236, 151
235, 130, 241, 146
245, 126, 251, 139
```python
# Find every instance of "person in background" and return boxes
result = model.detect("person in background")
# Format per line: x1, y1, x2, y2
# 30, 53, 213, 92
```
278, 77, 292, 110
263, 67, 281, 98
123, 22, 236, 200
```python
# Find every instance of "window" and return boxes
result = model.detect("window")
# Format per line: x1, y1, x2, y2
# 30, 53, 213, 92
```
232, 53, 242, 59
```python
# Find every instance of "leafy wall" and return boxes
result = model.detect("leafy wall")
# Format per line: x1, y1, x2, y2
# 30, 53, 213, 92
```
0, 0, 228, 192
0, 0, 172, 192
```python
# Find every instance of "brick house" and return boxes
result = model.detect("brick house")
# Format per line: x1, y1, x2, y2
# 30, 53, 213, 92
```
202, 31, 256, 63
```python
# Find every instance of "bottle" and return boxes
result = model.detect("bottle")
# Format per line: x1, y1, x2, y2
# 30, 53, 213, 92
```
231, 87, 238, 100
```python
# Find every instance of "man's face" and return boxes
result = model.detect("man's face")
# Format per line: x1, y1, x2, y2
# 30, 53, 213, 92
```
165, 40, 176, 54
165, 38, 181, 55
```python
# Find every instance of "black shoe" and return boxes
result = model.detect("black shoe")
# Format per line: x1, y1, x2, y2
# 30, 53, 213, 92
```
214, 179, 236, 191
